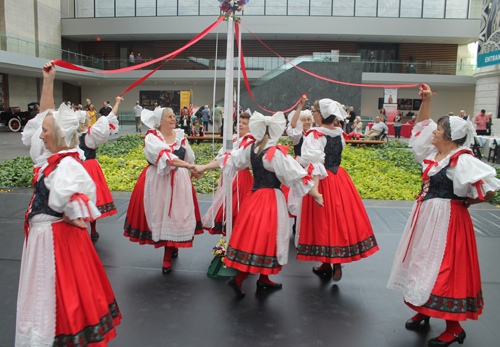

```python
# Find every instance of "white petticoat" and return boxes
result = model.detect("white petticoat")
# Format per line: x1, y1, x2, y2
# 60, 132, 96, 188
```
144, 166, 196, 242
387, 198, 451, 306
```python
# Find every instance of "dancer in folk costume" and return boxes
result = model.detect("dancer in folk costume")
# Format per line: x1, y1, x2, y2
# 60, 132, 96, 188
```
387, 84, 500, 347
217, 111, 323, 298
77, 96, 121, 241
292, 97, 379, 281
123, 107, 203, 273
17, 61, 121, 347
196, 111, 254, 235
283, 95, 314, 231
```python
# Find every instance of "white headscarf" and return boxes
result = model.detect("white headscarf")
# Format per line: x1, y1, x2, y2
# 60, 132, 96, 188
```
449, 116, 475, 149
249, 111, 286, 141
141, 107, 165, 129
287, 110, 313, 132
319, 99, 348, 121
52, 103, 80, 147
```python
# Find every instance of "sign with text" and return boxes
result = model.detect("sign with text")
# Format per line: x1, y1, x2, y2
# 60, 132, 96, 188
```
478, 0, 500, 68
140, 90, 181, 114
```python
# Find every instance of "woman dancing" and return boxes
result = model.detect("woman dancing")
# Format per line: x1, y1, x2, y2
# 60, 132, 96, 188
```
217, 111, 323, 298
17, 61, 121, 346
293, 97, 379, 281
77, 96, 121, 240
123, 107, 203, 273
387, 84, 500, 347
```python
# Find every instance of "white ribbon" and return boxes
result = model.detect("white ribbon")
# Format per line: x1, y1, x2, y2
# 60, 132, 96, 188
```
249, 111, 286, 141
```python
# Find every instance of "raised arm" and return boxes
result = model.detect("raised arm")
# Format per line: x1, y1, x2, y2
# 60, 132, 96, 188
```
416, 84, 432, 124
290, 94, 308, 129
40, 61, 55, 112
111, 96, 123, 115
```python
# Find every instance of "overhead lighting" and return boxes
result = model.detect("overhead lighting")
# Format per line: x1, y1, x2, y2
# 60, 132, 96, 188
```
154, 82, 157, 85
97, 82, 100, 85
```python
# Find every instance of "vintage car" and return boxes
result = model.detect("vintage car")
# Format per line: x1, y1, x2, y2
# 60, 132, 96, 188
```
0, 102, 39, 132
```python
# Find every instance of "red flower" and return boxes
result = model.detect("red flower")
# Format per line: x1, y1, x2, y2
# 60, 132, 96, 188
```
257, 257, 263, 264
447, 300, 454, 309
334, 248, 341, 255
265, 258, 272, 265
426, 297, 433, 305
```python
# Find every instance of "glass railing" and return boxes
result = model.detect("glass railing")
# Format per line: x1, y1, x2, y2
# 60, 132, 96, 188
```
61, 0, 483, 19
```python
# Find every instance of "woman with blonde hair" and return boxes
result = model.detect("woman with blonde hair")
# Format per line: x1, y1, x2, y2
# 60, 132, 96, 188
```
348, 116, 363, 140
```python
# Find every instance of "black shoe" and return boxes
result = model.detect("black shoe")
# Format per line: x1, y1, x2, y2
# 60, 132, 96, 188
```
91, 232, 99, 241
428, 330, 466, 347
332, 264, 342, 281
227, 277, 245, 298
312, 265, 333, 278
162, 266, 172, 274
405, 316, 430, 330
256, 280, 283, 291
172, 248, 178, 259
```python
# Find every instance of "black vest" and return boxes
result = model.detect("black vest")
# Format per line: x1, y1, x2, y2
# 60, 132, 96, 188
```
293, 136, 304, 157
26, 174, 64, 221
324, 135, 343, 174
420, 160, 466, 202
79, 133, 96, 160
250, 144, 281, 191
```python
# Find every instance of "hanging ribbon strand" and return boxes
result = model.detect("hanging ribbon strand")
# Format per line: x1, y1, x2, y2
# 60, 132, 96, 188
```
238, 21, 421, 89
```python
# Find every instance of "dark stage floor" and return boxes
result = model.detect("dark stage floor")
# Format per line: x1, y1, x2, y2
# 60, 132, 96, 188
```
1, 190, 499, 347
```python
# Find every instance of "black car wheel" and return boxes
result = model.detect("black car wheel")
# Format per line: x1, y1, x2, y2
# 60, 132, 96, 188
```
8, 117, 22, 132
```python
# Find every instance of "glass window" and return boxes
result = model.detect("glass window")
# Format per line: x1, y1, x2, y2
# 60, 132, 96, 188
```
157, 0, 178, 16
310, 0, 332, 16
266, 0, 287, 15
400, 0, 422, 17
136, 0, 156, 16
179, 0, 199, 15
242, 0, 265, 15
96, 0, 114, 17
468, 0, 482, 19
116, 0, 135, 17
423, 0, 445, 18
200, 0, 221, 15
378, 0, 400, 17
445, 0, 468, 18
355, 0, 377, 17
76, 0, 95, 17
333, 0, 355, 16
288, 0, 310, 15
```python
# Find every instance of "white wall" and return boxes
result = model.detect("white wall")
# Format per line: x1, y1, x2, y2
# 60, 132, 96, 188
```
80, 83, 226, 114
361, 86, 476, 120
8, 75, 38, 107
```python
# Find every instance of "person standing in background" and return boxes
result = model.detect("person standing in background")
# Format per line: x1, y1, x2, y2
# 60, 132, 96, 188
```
129, 52, 135, 66
474, 109, 489, 135
201, 105, 211, 132
134, 101, 143, 132
88, 104, 97, 125
212, 103, 223, 133
136, 53, 142, 65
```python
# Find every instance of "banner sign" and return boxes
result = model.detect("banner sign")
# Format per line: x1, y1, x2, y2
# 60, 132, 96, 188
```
384, 88, 398, 104
478, 0, 500, 68
140, 90, 181, 114
180, 91, 190, 112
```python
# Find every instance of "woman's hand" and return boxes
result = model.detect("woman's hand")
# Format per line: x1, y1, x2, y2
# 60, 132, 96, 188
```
189, 168, 202, 179
419, 83, 432, 101
308, 188, 324, 207
42, 61, 56, 81
299, 94, 308, 107
63, 214, 87, 228
115, 96, 124, 104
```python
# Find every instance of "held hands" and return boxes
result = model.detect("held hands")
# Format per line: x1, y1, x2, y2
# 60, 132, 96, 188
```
42, 61, 56, 81
419, 84, 432, 101
187, 165, 203, 179
63, 214, 87, 228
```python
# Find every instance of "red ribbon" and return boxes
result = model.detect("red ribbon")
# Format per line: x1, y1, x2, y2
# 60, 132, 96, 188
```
449, 149, 473, 167
472, 180, 485, 200
306, 129, 324, 139
181, 138, 187, 146
223, 152, 231, 166
32, 167, 40, 187
238, 21, 421, 89
168, 169, 176, 217
87, 126, 92, 135
240, 134, 256, 148
156, 149, 173, 165
421, 159, 438, 182
301, 164, 315, 185
235, 23, 302, 114
403, 200, 423, 262
70, 193, 93, 222
109, 124, 116, 130
264, 145, 290, 162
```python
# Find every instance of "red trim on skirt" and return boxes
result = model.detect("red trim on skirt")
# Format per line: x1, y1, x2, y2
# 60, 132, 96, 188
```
297, 167, 379, 263
406, 200, 483, 321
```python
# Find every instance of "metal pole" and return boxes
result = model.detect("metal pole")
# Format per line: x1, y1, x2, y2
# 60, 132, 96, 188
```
223, 15, 235, 241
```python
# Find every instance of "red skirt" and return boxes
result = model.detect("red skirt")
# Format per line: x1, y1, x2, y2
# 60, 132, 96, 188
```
53, 221, 121, 345
123, 165, 203, 249
406, 201, 483, 321
84, 159, 117, 219
297, 167, 379, 263
207, 169, 254, 235
225, 188, 282, 275
281, 185, 295, 218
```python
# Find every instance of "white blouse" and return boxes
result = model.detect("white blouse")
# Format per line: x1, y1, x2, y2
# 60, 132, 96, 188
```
82, 112, 119, 150
301, 127, 345, 179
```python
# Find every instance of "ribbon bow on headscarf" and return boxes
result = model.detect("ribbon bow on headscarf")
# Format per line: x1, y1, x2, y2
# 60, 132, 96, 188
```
141, 107, 166, 129
249, 111, 286, 141
449, 116, 475, 149
319, 99, 348, 121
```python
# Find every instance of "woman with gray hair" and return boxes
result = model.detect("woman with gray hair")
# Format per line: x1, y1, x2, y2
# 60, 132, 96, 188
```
17, 61, 121, 346
388, 84, 500, 347
124, 107, 203, 274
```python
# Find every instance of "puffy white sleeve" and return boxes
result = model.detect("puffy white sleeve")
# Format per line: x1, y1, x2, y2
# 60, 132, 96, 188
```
85, 112, 119, 149
144, 133, 178, 174
286, 125, 303, 145
263, 149, 314, 197
45, 157, 101, 221
410, 119, 437, 164
29, 127, 46, 163
183, 137, 195, 165
301, 133, 328, 179
216, 144, 252, 178
450, 154, 500, 199
215, 135, 238, 160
